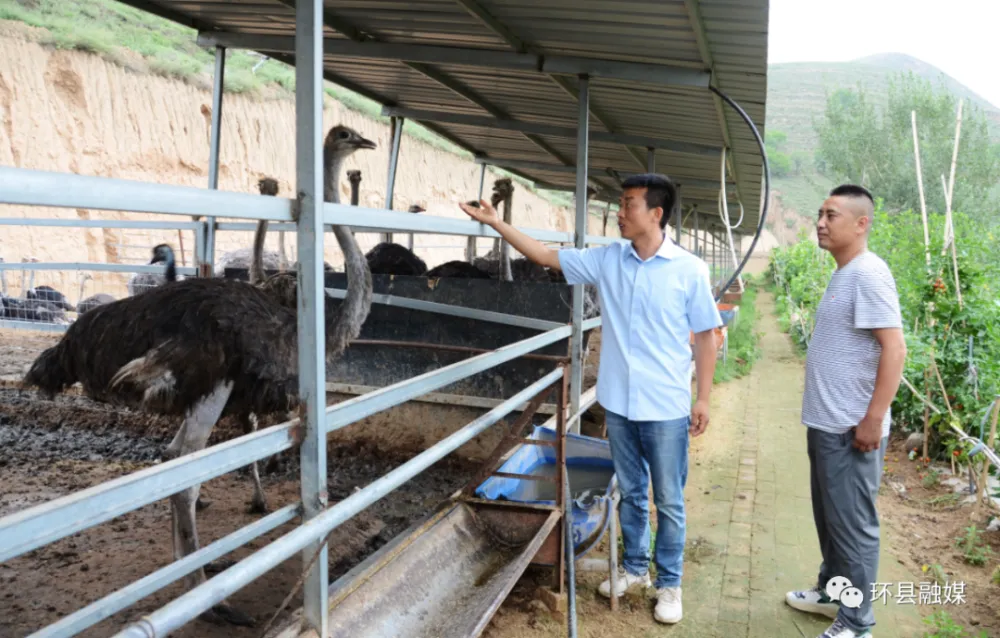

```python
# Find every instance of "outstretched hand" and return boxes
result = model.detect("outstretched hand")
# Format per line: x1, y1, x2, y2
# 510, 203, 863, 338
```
459, 199, 500, 227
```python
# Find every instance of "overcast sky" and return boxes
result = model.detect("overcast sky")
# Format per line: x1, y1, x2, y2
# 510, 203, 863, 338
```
767, 0, 1000, 107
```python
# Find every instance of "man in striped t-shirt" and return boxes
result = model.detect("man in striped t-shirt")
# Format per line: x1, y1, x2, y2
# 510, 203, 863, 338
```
784, 185, 907, 638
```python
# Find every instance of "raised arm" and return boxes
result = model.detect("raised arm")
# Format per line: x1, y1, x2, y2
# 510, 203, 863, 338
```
459, 200, 561, 270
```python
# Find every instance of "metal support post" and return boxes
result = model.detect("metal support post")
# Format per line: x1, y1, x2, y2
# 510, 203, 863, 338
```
382, 116, 404, 244
569, 75, 589, 434
646, 147, 655, 173
466, 163, 486, 261
674, 200, 682, 245
694, 210, 700, 257
203, 45, 225, 276
294, 1, 329, 634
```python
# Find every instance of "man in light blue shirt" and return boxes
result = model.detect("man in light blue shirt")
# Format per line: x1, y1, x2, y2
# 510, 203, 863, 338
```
460, 173, 722, 625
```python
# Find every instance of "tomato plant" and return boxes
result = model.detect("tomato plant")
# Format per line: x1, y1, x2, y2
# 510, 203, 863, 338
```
769, 202, 1000, 462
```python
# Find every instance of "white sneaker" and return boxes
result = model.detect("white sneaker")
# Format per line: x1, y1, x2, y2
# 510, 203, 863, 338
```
818, 619, 872, 638
597, 567, 651, 598
654, 586, 682, 624
785, 586, 839, 619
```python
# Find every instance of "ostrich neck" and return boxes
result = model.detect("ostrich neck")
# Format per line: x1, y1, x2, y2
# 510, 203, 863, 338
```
164, 257, 177, 282
324, 154, 373, 356
250, 219, 269, 285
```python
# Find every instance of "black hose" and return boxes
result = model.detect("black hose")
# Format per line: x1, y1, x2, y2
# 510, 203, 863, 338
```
709, 85, 771, 302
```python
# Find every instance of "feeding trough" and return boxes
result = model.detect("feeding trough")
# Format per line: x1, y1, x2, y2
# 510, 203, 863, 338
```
475, 425, 616, 562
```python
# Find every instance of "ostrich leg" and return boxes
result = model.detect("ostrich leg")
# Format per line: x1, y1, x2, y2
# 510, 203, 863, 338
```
245, 412, 269, 514
168, 381, 254, 626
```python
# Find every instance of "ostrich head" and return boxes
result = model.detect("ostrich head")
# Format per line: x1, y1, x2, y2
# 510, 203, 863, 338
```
347, 170, 362, 186
324, 126, 376, 162
407, 204, 426, 214
150, 244, 174, 265
490, 178, 514, 208
150, 244, 177, 282
258, 177, 280, 197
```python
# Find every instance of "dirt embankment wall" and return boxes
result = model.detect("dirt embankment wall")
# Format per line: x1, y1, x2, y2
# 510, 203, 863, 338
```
0, 34, 617, 301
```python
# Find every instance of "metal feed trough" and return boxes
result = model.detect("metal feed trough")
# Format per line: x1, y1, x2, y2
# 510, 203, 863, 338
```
0, 1, 771, 637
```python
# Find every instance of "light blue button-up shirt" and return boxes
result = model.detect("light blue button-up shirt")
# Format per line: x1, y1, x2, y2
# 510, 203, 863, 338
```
558, 235, 722, 422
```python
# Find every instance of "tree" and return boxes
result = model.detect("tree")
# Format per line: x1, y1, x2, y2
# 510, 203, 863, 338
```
814, 72, 1000, 220
765, 129, 793, 178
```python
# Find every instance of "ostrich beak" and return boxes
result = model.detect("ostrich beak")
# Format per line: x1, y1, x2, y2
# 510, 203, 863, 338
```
352, 135, 377, 150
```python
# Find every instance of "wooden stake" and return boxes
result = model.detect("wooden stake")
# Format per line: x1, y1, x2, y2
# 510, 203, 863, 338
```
911, 110, 930, 268
922, 368, 931, 460
930, 356, 954, 419
941, 100, 964, 308
976, 397, 1000, 514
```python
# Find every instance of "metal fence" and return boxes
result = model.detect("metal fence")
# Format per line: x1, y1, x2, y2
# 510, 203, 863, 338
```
0, 3, 751, 636
0, 7, 607, 637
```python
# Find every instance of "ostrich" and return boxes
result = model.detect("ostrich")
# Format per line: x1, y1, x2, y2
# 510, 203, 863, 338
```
22, 124, 376, 627
359, 165, 428, 277
364, 203, 428, 276
348, 169, 361, 207
28, 285, 75, 312
404, 203, 425, 250
75, 273, 115, 315
493, 178, 515, 281
424, 200, 493, 279
1, 295, 69, 324
213, 177, 285, 276
18, 256, 38, 298
127, 244, 177, 296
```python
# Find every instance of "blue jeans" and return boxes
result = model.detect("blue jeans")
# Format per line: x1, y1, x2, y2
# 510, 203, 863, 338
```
605, 409, 690, 589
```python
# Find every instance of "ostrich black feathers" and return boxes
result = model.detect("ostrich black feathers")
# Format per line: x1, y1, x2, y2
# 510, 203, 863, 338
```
365, 243, 428, 276
425, 260, 491, 279
23, 277, 350, 418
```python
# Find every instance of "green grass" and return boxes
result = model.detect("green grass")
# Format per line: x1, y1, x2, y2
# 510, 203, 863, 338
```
0, 0, 597, 210
713, 282, 761, 384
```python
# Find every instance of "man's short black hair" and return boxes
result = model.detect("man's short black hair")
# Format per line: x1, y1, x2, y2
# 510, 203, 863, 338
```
829, 183, 874, 204
621, 173, 680, 229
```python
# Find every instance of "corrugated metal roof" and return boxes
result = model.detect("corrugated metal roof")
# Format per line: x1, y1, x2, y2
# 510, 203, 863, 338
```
123, 0, 769, 232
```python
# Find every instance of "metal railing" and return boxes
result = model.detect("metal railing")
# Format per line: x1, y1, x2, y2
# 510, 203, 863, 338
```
0, 99, 605, 638
0, 2, 616, 634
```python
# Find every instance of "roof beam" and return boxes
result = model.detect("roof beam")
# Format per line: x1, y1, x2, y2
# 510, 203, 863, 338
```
379, 107, 721, 158
195, 32, 711, 88
446, 2, 647, 171
474, 158, 737, 192
547, 75, 645, 171
448, 1, 647, 171
453, 0, 527, 53
681, 0, 746, 205
238, 10, 574, 168
401, 66, 573, 167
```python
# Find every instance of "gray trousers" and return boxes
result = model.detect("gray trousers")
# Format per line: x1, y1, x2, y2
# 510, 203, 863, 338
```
807, 427, 888, 633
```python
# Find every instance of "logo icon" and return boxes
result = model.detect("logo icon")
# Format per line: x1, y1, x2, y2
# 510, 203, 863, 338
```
826, 577, 864, 609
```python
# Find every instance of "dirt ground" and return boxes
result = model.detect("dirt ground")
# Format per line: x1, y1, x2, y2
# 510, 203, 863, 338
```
0, 325, 601, 637
13, 290, 1000, 638
877, 437, 1000, 633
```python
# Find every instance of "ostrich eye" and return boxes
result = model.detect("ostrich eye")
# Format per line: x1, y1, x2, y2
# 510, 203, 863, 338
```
338, 130, 350, 140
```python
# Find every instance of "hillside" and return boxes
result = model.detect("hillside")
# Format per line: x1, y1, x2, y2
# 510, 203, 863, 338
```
767, 53, 1000, 155
2, 1, 995, 247
765, 53, 1000, 237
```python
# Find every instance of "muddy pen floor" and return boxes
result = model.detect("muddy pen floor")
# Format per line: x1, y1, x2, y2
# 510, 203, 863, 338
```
0, 328, 601, 637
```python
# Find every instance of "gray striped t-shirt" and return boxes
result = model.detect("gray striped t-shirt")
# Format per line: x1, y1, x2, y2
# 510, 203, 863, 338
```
801, 251, 903, 438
